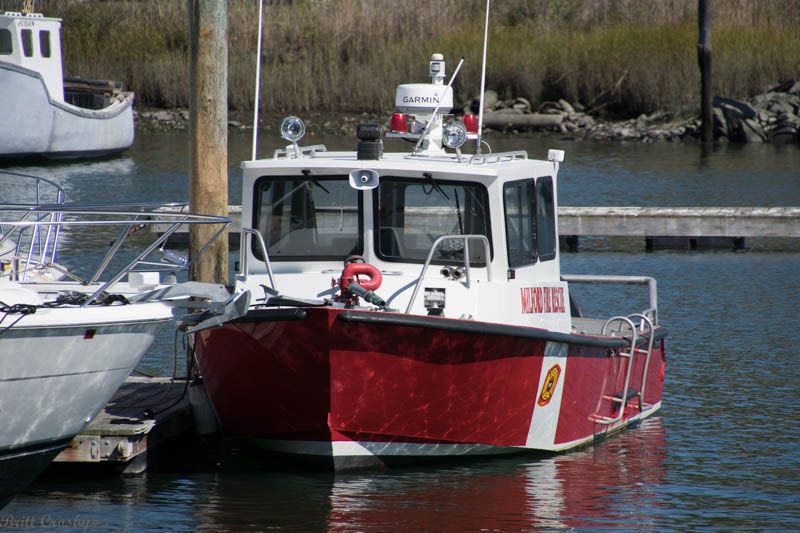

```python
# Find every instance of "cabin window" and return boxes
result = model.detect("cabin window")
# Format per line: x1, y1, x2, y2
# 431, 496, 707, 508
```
374, 177, 492, 265
252, 175, 362, 261
39, 30, 51, 58
503, 176, 557, 266
0, 29, 11, 55
21, 28, 33, 57
503, 180, 535, 267
535, 176, 557, 261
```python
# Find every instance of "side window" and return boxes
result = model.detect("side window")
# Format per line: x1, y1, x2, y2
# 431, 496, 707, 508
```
503, 180, 535, 268
0, 29, 12, 55
535, 176, 556, 261
21, 28, 33, 57
39, 30, 50, 58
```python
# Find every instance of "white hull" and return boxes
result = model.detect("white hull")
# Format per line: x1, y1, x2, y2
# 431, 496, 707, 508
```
0, 63, 134, 159
250, 400, 662, 470
0, 304, 171, 452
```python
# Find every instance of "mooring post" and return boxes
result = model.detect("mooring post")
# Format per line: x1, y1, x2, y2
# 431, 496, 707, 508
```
188, 0, 228, 285
698, 0, 713, 143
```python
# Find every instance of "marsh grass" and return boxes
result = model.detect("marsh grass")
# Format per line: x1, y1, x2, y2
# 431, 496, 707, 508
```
4, 0, 798, 117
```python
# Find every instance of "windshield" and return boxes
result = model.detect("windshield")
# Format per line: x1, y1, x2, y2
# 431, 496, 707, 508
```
374, 177, 492, 264
253, 175, 362, 260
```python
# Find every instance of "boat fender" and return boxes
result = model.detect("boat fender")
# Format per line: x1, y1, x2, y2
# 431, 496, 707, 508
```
340, 262, 382, 292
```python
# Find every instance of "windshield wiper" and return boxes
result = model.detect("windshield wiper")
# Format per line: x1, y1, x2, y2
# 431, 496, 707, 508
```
422, 172, 449, 200
302, 169, 330, 194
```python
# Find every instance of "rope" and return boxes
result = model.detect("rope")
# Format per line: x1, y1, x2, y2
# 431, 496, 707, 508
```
0, 299, 37, 337
0, 291, 130, 337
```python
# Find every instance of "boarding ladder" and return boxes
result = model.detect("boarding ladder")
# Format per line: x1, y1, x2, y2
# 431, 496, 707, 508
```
589, 312, 656, 425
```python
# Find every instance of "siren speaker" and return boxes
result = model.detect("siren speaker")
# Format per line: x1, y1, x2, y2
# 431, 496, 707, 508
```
349, 169, 379, 190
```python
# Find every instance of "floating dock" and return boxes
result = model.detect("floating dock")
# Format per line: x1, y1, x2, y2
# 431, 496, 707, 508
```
559, 206, 800, 250
52, 376, 195, 474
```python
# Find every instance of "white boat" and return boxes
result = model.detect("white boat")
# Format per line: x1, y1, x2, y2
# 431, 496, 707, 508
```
0, 10, 134, 159
192, 52, 668, 470
0, 189, 247, 508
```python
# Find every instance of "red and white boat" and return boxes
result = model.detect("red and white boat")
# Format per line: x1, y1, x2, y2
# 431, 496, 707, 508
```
193, 53, 667, 469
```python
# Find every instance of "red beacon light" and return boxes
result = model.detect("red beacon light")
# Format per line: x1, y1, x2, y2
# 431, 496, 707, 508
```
390, 113, 407, 133
463, 114, 478, 134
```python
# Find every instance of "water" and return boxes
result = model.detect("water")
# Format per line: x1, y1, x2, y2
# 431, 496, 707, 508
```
2, 131, 799, 532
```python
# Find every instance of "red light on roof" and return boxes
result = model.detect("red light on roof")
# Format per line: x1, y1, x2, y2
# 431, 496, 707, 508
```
463, 114, 478, 134
390, 113, 407, 133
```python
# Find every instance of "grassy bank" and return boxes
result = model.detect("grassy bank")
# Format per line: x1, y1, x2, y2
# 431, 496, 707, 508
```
5, 0, 799, 118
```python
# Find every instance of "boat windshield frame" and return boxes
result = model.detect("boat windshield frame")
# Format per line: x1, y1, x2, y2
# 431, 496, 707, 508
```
251, 174, 364, 262
372, 175, 493, 266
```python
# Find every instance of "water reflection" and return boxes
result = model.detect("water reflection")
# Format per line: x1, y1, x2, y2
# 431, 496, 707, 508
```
9, 419, 665, 531
323, 418, 666, 532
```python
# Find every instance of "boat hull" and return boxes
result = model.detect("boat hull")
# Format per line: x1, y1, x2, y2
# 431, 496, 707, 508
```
0, 62, 134, 159
0, 305, 170, 507
194, 307, 666, 469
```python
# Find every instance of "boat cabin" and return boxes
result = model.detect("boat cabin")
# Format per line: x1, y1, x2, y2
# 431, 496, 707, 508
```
0, 11, 64, 103
236, 55, 571, 334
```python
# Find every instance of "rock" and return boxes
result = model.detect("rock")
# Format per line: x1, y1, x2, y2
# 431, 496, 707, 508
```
787, 81, 800, 95
154, 111, 174, 122
768, 100, 796, 116
558, 99, 575, 114
714, 96, 757, 119
739, 118, 766, 143
228, 120, 242, 128
770, 124, 798, 144
512, 97, 531, 113
482, 90, 498, 111
713, 108, 728, 138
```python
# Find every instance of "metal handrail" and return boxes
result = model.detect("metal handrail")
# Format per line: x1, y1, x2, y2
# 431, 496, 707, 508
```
0, 205, 231, 306
240, 227, 277, 290
593, 315, 639, 426
561, 274, 658, 325
627, 312, 655, 407
405, 234, 492, 314
591, 312, 656, 426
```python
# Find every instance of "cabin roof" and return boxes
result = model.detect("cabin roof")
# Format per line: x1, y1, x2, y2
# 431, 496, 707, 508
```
242, 149, 558, 180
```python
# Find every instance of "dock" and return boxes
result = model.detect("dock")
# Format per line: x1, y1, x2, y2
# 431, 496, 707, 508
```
559, 206, 800, 250
52, 376, 195, 474
154, 205, 800, 250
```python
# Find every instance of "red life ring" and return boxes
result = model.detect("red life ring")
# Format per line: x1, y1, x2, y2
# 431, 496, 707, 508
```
340, 262, 382, 291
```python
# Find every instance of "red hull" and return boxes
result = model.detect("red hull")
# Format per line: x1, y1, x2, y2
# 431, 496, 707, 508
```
194, 307, 665, 461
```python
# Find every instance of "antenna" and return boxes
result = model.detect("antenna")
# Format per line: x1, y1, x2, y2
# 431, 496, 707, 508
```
413, 56, 465, 154
251, 0, 264, 161
476, 0, 490, 155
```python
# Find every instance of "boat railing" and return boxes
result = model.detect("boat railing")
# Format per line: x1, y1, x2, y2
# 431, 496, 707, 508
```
272, 144, 327, 159
561, 274, 658, 325
405, 234, 492, 314
0, 203, 231, 306
0, 171, 67, 280
590, 312, 656, 426
469, 151, 528, 165
239, 227, 277, 290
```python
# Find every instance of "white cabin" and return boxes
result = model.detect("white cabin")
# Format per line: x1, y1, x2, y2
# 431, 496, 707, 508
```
0, 11, 64, 103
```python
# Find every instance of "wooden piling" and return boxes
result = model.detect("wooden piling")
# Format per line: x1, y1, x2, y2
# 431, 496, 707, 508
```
188, 0, 228, 285
698, 0, 713, 143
